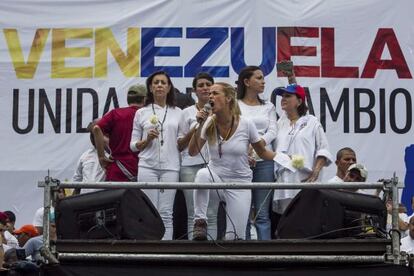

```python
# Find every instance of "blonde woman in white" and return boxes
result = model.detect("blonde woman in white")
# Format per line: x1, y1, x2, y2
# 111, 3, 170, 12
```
189, 82, 277, 240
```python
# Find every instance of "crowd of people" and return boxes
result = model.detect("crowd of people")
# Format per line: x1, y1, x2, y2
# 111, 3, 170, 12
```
2, 62, 412, 269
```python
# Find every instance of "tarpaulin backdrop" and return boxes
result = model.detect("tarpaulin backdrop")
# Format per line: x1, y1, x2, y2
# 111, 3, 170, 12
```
0, 0, 413, 225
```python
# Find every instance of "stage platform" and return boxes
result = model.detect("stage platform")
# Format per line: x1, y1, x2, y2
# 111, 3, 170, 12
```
40, 239, 413, 276
54, 238, 391, 265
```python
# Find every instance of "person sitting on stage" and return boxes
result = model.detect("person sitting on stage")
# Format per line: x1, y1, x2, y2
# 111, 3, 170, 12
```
188, 82, 277, 241
328, 147, 357, 183
93, 84, 147, 182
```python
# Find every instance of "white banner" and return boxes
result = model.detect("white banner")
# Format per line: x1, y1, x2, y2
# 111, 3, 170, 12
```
0, 0, 413, 225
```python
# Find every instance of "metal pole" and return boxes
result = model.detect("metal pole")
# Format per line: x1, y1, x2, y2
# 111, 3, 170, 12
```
391, 173, 401, 265
49, 181, 387, 190
42, 176, 51, 253
58, 252, 385, 264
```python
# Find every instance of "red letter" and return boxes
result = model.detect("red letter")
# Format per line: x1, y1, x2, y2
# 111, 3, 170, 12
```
361, 28, 412, 79
277, 27, 319, 77
321, 28, 359, 78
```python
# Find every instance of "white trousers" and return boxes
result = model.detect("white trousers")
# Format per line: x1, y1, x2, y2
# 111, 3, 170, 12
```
138, 166, 178, 240
194, 168, 251, 240
180, 165, 219, 240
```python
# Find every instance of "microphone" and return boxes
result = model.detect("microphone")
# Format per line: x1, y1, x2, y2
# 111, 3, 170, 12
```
203, 102, 212, 113
197, 102, 212, 123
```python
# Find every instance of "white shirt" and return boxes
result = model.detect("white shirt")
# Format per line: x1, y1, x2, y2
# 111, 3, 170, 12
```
238, 100, 277, 153
200, 116, 261, 182
72, 148, 106, 182
401, 235, 414, 254
130, 104, 182, 171
178, 105, 209, 166
273, 114, 333, 201
4, 230, 18, 248
32, 207, 55, 227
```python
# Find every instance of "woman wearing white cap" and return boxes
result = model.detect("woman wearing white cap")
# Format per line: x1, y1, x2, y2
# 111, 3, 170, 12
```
130, 71, 182, 240
272, 82, 333, 220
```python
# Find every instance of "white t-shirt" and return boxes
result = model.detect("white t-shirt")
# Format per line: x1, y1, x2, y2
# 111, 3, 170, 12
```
4, 230, 18, 248
32, 207, 55, 227
200, 116, 261, 182
178, 105, 209, 166
273, 115, 333, 201
130, 104, 182, 171
401, 235, 414, 254
72, 148, 106, 193
238, 100, 277, 152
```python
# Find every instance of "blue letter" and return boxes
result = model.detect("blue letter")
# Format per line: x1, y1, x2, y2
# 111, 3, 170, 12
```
141, 28, 182, 77
231, 27, 276, 75
185, 27, 229, 77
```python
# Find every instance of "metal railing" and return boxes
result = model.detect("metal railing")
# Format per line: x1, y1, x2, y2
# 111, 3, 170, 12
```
38, 175, 406, 265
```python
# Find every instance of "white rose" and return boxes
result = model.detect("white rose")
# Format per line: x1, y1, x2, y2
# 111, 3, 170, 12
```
149, 114, 158, 125
291, 155, 305, 169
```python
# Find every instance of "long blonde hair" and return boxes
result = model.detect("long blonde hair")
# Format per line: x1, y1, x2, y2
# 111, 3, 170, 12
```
205, 82, 241, 145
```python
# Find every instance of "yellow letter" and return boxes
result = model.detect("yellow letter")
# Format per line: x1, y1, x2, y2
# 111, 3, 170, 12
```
4, 29, 50, 79
52, 28, 93, 78
95, 27, 139, 78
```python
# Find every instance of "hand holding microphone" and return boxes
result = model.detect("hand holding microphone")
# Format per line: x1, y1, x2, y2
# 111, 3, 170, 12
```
196, 102, 211, 124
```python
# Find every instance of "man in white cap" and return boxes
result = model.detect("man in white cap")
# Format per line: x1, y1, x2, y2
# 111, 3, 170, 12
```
343, 163, 367, 183
328, 147, 357, 183
342, 163, 369, 194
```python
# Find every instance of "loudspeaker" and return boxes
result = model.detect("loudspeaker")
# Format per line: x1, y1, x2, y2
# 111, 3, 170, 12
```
276, 189, 386, 239
56, 189, 165, 240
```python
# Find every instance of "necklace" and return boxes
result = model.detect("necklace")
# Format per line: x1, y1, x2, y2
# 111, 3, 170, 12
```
151, 103, 168, 146
216, 116, 234, 158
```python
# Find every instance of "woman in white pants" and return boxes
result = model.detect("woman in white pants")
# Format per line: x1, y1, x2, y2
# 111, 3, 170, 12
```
130, 71, 182, 240
177, 72, 219, 240
188, 82, 277, 240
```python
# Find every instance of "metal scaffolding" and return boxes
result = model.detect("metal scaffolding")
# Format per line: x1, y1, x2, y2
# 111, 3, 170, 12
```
38, 175, 407, 265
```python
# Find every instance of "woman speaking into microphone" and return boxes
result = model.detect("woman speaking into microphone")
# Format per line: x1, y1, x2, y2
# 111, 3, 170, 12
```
188, 82, 277, 240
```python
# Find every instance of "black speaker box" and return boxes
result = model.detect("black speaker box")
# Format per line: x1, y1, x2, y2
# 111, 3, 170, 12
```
56, 189, 165, 240
276, 189, 386, 239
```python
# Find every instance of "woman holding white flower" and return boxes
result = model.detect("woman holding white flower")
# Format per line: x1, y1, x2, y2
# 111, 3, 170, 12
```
130, 71, 182, 240
272, 83, 333, 217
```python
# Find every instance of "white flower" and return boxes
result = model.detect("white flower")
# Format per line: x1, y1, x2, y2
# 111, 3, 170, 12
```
149, 114, 158, 125
291, 155, 305, 169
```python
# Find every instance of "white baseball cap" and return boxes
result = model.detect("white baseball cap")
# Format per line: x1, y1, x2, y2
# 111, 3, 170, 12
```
347, 163, 368, 180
